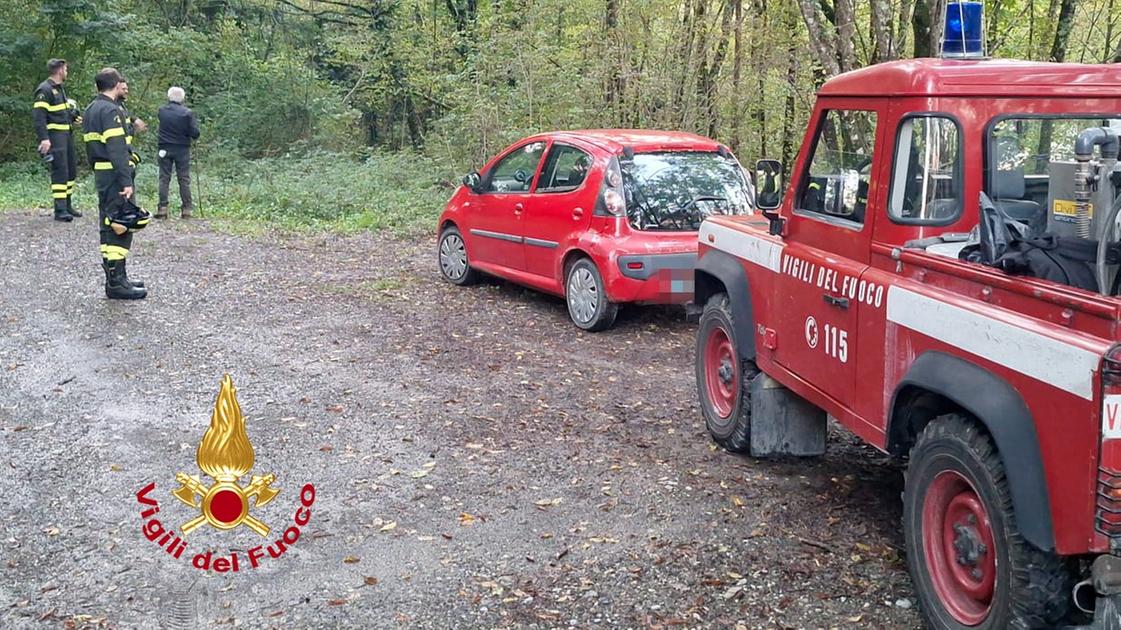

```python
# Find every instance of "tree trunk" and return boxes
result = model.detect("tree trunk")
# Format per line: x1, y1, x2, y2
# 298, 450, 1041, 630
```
986, 0, 1004, 52
795, 0, 841, 75
1038, 0, 1078, 160
869, 0, 894, 62
911, 0, 934, 57
1105, 0, 1117, 62
781, 37, 798, 164
698, 0, 736, 138
1049, 0, 1077, 62
604, 0, 622, 117
730, 0, 743, 153
673, 0, 697, 119
752, 0, 768, 158
894, 0, 914, 58
833, 0, 857, 71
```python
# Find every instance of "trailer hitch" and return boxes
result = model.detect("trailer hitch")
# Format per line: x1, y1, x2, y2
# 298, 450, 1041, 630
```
1068, 555, 1121, 629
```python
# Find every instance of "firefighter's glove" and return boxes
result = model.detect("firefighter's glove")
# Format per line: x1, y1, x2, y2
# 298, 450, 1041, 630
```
66, 98, 82, 125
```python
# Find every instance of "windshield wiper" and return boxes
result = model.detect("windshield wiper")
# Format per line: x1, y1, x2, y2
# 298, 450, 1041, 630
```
678, 195, 727, 213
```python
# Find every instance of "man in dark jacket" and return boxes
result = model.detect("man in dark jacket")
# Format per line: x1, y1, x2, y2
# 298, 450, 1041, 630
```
32, 58, 82, 221
156, 86, 200, 219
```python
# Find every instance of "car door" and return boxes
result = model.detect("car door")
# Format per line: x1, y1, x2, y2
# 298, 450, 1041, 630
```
468, 140, 549, 272
523, 143, 596, 279
771, 104, 883, 410
857, 112, 964, 428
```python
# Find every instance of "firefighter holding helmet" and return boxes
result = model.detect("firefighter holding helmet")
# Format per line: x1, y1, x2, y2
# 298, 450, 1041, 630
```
82, 67, 150, 300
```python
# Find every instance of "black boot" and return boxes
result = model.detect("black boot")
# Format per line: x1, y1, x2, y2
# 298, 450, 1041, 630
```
120, 258, 144, 288
103, 260, 147, 300
54, 210, 73, 222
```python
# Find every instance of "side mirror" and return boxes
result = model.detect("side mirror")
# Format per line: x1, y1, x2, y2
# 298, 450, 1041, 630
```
462, 171, 482, 193
754, 159, 786, 236
755, 159, 784, 210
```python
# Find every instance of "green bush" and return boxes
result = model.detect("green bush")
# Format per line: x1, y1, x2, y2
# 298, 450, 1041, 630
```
198, 151, 456, 233
0, 151, 459, 236
0, 162, 47, 210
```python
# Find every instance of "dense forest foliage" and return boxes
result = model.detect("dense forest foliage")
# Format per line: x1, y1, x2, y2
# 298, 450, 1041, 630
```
0, 0, 1118, 227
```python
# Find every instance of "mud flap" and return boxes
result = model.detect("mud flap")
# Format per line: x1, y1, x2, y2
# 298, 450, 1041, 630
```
1069, 555, 1121, 630
749, 374, 827, 457
684, 301, 703, 323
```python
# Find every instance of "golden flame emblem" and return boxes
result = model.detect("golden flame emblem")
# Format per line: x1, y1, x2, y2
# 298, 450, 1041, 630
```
172, 375, 280, 536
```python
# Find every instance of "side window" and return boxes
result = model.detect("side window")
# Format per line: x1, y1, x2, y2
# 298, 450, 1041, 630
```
485, 141, 547, 193
797, 109, 878, 224
537, 145, 593, 193
889, 116, 961, 223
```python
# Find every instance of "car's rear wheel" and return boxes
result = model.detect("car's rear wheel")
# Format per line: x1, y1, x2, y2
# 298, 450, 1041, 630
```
438, 226, 477, 286
565, 258, 618, 331
695, 292, 756, 453
904, 414, 1073, 629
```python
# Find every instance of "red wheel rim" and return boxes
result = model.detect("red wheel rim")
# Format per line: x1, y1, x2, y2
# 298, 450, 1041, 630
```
703, 325, 738, 419
922, 470, 996, 625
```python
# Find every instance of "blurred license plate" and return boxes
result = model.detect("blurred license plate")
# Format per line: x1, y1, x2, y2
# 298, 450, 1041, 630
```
656, 269, 694, 295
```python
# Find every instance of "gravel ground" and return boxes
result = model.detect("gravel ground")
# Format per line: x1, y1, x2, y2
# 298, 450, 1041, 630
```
0, 208, 921, 629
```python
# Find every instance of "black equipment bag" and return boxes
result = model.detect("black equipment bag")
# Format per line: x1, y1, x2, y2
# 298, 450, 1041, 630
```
959, 193, 1121, 293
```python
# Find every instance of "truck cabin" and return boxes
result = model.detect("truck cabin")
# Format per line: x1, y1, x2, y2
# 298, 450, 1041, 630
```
759, 58, 1121, 297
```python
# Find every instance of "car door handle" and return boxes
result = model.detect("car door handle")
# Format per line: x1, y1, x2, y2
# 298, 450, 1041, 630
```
572, 207, 584, 220
514, 203, 524, 215
823, 294, 849, 309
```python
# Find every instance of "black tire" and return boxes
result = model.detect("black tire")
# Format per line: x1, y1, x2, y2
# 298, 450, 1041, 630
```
903, 414, 1073, 629
437, 225, 478, 286
695, 292, 757, 453
565, 257, 618, 331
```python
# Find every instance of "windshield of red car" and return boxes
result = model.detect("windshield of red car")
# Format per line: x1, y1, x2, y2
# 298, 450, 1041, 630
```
619, 151, 752, 232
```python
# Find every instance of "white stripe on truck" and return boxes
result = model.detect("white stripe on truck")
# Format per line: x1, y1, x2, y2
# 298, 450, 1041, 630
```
886, 286, 1100, 400
699, 222, 784, 272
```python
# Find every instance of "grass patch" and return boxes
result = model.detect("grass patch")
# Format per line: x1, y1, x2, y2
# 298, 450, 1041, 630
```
0, 150, 458, 236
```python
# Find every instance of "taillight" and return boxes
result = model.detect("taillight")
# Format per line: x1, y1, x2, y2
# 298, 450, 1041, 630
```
603, 189, 625, 216
1104, 344, 1121, 387
1096, 464, 1121, 538
1097, 344, 1121, 540
595, 157, 627, 217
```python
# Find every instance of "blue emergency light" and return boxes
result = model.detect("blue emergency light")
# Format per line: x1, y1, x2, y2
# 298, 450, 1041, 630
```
941, 1, 985, 58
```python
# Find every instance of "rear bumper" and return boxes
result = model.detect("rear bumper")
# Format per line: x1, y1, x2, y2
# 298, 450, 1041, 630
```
606, 252, 696, 304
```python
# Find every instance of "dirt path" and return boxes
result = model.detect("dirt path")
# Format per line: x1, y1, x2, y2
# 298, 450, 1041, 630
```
0, 208, 920, 628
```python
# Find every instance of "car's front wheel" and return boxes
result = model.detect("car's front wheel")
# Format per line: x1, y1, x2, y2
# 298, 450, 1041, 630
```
437, 226, 478, 286
904, 414, 1072, 629
565, 258, 618, 331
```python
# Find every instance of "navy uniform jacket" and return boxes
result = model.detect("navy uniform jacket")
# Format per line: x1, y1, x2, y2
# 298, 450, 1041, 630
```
82, 95, 133, 189
32, 79, 75, 141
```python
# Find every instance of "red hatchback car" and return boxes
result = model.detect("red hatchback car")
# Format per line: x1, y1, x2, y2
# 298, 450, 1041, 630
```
436, 130, 753, 330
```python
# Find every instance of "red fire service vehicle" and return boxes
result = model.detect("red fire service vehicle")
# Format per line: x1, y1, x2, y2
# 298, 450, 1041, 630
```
694, 4, 1121, 629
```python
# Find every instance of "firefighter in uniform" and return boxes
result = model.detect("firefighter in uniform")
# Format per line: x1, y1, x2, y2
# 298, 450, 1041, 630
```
32, 59, 82, 222
117, 80, 146, 176
83, 68, 149, 300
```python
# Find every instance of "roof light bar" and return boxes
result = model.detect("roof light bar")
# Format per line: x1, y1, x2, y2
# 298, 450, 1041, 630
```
940, 1, 986, 59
